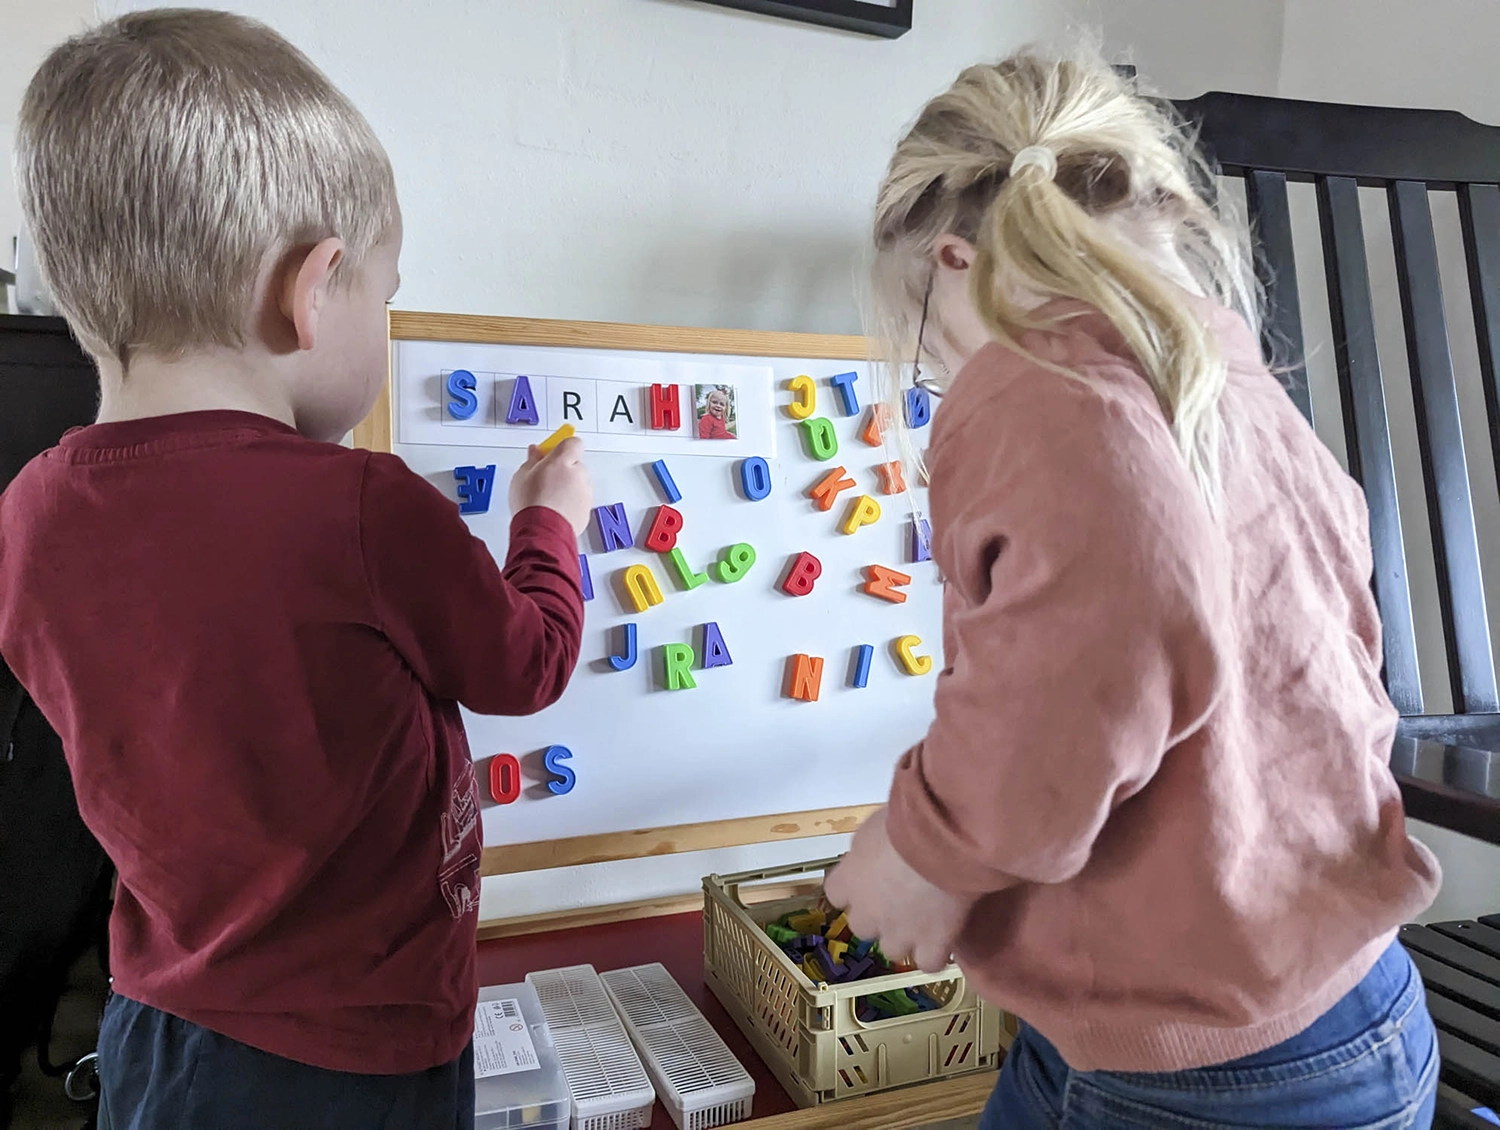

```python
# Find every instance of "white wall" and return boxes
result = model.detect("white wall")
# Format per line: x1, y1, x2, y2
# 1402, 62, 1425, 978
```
0, 0, 96, 290
1280, 0, 1500, 122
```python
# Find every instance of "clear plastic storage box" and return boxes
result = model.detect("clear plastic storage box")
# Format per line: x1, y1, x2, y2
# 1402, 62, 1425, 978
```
474, 982, 572, 1130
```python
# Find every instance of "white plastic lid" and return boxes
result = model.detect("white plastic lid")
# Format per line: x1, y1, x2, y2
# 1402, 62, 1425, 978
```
474, 981, 572, 1130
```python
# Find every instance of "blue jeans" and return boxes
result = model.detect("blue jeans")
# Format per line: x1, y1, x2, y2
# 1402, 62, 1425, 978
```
981, 940, 1438, 1130
98, 994, 474, 1130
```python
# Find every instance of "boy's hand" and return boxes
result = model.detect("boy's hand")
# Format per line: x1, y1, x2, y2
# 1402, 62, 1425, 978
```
509, 437, 592, 535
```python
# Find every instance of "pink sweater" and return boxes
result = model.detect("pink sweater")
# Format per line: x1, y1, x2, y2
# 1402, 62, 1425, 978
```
885, 299, 1440, 1073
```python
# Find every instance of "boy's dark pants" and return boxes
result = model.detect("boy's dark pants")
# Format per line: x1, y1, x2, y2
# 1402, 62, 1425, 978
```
98, 994, 474, 1130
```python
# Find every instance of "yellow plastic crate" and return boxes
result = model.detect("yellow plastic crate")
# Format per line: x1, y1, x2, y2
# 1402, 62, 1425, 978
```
703, 857, 1016, 1108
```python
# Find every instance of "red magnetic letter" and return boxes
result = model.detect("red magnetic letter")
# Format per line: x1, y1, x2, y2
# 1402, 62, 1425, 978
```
489, 753, 522, 804
650, 383, 681, 430
781, 551, 823, 597
644, 505, 684, 552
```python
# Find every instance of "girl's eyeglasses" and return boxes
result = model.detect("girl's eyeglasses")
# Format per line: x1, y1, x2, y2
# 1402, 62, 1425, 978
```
911, 274, 944, 397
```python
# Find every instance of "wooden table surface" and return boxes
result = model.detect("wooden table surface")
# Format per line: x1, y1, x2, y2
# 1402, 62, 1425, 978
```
476, 909, 995, 1128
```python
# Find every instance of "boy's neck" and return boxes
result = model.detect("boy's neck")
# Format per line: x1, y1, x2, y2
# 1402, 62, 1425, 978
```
95, 349, 297, 430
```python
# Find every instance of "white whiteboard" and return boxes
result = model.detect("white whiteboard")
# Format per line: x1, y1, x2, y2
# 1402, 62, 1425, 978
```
392, 337, 939, 847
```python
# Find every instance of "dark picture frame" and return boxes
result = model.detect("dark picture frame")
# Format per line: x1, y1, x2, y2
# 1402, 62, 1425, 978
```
691, 0, 912, 39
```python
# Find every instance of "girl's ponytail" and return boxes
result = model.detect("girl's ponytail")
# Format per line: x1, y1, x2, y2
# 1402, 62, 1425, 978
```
869, 46, 1259, 512
972, 139, 1227, 508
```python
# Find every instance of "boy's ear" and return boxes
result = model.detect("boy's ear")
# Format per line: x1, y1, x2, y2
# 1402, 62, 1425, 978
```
278, 237, 346, 351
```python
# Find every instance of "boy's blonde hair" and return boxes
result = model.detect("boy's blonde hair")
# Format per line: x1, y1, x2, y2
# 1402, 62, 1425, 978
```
870, 44, 1259, 507
15, 8, 397, 365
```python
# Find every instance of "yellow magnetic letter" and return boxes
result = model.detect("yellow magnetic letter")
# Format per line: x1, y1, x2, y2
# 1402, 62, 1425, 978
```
787, 374, 816, 420
621, 564, 665, 613
895, 634, 932, 676
840, 494, 882, 535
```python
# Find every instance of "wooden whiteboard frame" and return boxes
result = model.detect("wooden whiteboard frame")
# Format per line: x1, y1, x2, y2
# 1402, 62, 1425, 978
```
356, 309, 880, 929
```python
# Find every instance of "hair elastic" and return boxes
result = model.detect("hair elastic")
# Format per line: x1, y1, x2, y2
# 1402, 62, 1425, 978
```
1009, 145, 1057, 182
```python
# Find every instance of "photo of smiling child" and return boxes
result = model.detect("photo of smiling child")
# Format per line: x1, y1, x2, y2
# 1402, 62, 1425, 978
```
695, 384, 737, 440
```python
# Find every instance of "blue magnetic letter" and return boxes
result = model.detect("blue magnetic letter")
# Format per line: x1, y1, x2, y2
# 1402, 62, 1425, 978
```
543, 745, 576, 795
506, 375, 540, 426
609, 623, 638, 671
445, 370, 478, 420
579, 554, 594, 601
905, 387, 932, 428
454, 465, 496, 515
701, 622, 733, 669
739, 456, 772, 501
852, 644, 874, 688
651, 459, 682, 503
594, 503, 634, 552
830, 371, 860, 417
911, 518, 932, 563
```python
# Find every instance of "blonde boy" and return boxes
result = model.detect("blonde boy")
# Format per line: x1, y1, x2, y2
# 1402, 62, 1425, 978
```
0, 10, 591, 1128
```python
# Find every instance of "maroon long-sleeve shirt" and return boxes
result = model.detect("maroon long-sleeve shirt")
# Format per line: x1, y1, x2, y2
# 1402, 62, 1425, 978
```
0, 410, 583, 1074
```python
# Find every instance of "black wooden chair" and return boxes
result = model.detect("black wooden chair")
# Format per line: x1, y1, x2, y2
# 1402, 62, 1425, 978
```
1174, 91, 1500, 1128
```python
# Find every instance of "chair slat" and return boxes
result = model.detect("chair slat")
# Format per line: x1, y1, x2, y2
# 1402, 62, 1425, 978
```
1405, 924, 1500, 987
1389, 181, 1499, 714
1459, 183, 1500, 500
1438, 1030, 1500, 1111
1409, 944, 1500, 1019
1245, 170, 1313, 423
1317, 175, 1423, 714
1429, 991, 1500, 1057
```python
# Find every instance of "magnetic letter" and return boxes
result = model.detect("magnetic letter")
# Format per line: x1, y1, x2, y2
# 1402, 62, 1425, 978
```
905, 387, 932, 428
445, 369, 478, 420
489, 754, 521, 804
781, 551, 822, 597
594, 503, 634, 552
644, 505, 684, 553
666, 547, 709, 590
863, 564, 912, 604
851, 644, 874, 689
829, 371, 859, 417
651, 459, 682, 503
454, 465, 496, 515
621, 564, 665, 613
739, 456, 772, 501
840, 494, 882, 535
911, 518, 932, 564
787, 374, 816, 419
701, 622, 733, 668
579, 554, 594, 601
895, 634, 933, 675
538, 423, 574, 454
861, 403, 890, 447
506, 375, 540, 426
877, 461, 907, 494
543, 745, 576, 795
807, 466, 855, 511
650, 383, 681, 430
712, 543, 757, 583
787, 654, 824, 702
609, 622, 638, 671
799, 417, 838, 461
663, 643, 697, 690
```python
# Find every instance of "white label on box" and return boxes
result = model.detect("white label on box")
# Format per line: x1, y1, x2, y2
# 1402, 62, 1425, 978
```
473, 998, 541, 1079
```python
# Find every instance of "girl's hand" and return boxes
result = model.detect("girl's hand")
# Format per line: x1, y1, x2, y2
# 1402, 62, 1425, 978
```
824, 807, 977, 973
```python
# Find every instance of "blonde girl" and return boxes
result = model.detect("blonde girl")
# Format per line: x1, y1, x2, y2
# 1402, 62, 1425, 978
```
826, 46, 1441, 1129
